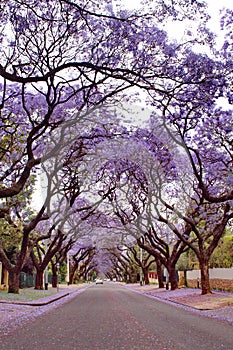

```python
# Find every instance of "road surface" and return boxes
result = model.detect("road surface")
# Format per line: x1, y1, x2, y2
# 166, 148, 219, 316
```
1, 283, 233, 350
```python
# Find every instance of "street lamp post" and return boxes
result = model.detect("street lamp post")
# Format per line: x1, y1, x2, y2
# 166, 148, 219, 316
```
44, 266, 48, 290
44, 239, 48, 290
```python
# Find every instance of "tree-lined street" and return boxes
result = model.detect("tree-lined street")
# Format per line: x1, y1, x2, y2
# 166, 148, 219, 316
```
0, 0, 233, 296
1, 283, 233, 350
0, 1, 233, 348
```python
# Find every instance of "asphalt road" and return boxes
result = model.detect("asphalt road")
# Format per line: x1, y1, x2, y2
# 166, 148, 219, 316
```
1, 283, 233, 350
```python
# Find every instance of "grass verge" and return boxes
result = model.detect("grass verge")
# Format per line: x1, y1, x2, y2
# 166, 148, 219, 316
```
0, 288, 58, 302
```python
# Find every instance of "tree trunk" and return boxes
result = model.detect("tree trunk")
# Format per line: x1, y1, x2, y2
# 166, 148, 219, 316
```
199, 259, 212, 295
34, 269, 44, 290
51, 264, 58, 288
52, 274, 58, 288
142, 267, 150, 285
69, 261, 79, 284
169, 265, 178, 290
8, 270, 20, 294
156, 260, 164, 288
69, 269, 75, 284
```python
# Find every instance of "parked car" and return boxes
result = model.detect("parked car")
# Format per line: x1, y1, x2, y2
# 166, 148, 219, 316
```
96, 278, 103, 284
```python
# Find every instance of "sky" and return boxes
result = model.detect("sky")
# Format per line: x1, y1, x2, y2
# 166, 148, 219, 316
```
122, 0, 233, 45
123, 0, 233, 14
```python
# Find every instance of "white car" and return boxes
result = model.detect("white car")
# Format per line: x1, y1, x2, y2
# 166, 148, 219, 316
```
96, 278, 103, 284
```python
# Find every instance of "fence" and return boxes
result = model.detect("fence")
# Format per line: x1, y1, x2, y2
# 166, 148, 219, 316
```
19, 272, 35, 288
19, 272, 53, 288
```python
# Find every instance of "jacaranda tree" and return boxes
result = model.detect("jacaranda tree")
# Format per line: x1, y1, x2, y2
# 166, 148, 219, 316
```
1, 0, 231, 293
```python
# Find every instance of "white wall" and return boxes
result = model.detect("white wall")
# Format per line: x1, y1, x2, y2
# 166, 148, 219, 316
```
187, 268, 233, 280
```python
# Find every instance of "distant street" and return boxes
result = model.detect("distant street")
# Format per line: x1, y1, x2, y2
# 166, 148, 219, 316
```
1, 283, 233, 350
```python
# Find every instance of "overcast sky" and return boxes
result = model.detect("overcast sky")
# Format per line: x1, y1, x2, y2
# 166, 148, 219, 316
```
122, 0, 233, 44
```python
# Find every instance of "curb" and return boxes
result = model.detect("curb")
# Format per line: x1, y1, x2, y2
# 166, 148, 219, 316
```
0, 285, 91, 307
142, 291, 210, 310
0, 292, 70, 306
123, 286, 214, 311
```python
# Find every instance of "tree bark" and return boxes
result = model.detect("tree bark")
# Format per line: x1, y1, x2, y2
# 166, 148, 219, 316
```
199, 259, 212, 295
168, 265, 178, 290
156, 260, 164, 288
8, 270, 21, 294
51, 264, 58, 288
34, 269, 44, 290
69, 269, 75, 284
69, 263, 78, 284
142, 267, 150, 285
52, 274, 58, 288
